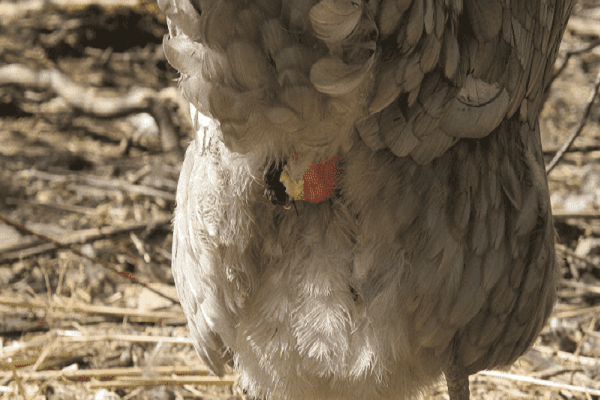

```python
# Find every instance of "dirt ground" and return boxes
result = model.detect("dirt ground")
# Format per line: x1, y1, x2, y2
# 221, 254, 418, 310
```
0, 1, 599, 399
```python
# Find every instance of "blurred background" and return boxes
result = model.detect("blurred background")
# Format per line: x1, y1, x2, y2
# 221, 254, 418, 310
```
0, 0, 600, 399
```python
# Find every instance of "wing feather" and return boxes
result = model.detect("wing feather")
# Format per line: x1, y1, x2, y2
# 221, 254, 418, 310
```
172, 137, 231, 376
363, 0, 573, 164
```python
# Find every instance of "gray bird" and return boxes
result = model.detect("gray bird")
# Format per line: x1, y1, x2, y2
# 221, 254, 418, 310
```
159, 0, 574, 399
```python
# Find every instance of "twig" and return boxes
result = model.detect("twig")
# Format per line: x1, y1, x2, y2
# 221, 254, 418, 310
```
553, 303, 600, 319
546, 67, 600, 173
0, 366, 209, 381
0, 64, 181, 152
543, 145, 600, 155
556, 243, 600, 271
531, 366, 585, 380
476, 370, 600, 397
0, 216, 174, 254
574, 317, 597, 357
53, 331, 194, 344
559, 280, 600, 295
22, 338, 59, 382
16, 169, 176, 201
7, 358, 29, 400
0, 214, 176, 301
0, 295, 186, 323
0, 65, 151, 118
88, 375, 237, 388
0, 0, 141, 24
547, 38, 600, 88
552, 212, 600, 220
29, 201, 97, 215
130, 232, 152, 263
533, 345, 600, 368
568, 16, 600, 39
0, 331, 193, 359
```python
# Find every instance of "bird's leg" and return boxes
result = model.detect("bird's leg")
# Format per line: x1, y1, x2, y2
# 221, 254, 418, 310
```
445, 356, 470, 400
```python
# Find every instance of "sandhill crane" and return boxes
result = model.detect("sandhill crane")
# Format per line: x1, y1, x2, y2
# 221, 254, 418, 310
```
159, 0, 574, 399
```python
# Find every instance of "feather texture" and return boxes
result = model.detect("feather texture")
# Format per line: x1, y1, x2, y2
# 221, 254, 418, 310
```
161, 0, 574, 399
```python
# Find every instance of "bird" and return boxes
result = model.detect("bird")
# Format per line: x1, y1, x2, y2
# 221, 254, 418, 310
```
159, 0, 573, 399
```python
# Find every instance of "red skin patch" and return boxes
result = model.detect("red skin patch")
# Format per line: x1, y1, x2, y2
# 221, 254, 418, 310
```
300, 154, 340, 203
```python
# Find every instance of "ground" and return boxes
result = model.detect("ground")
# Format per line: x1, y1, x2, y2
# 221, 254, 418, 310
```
0, 1, 599, 399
